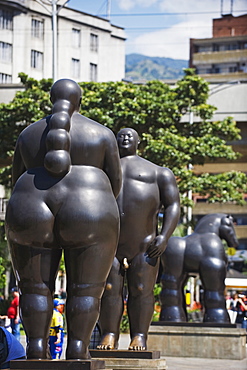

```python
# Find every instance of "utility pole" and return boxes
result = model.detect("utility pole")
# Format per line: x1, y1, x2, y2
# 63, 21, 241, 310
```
107, 0, 111, 21
187, 109, 193, 236
52, 0, 58, 81
34, 0, 70, 81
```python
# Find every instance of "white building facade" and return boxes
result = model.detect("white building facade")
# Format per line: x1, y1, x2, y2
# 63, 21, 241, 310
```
0, 0, 126, 84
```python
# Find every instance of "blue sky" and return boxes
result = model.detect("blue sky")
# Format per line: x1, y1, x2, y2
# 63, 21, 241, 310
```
67, 0, 247, 60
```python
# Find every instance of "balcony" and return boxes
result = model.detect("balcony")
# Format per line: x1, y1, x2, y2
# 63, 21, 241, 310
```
192, 49, 247, 65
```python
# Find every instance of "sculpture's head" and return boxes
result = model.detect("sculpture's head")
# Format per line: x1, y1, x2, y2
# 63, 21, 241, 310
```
219, 215, 238, 249
117, 128, 140, 158
50, 79, 82, 112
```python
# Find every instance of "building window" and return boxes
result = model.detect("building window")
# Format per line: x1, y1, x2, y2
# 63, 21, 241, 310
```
0, 42, 12, 62
72, 28, 81, 47
197, 45, 212, 53
213, 67, 220, 74
90, 63, 97, 81
0, 9, 13, 30
0, 73, 12, 83
31, 50, 43, 69
90, 33, 98, 52
229, 66, 238, 73
31, 19, 44, 39
71, 58, 80, 78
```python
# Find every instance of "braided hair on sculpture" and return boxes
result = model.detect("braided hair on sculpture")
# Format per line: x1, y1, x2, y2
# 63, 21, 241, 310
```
44, 79, 82, 177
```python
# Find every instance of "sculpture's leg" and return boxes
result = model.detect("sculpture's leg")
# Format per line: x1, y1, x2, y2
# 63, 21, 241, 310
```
127, 253, 159, 351
98, 257, 125, 350
9, 243, 62, 359
64, 243, 116, 359
159, 238, 187, 322
200, 257, 230, 323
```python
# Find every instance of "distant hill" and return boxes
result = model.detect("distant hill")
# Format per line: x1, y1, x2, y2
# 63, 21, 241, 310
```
125, 53, 188, 81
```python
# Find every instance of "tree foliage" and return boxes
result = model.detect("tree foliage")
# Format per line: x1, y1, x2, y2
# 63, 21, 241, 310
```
0, 73, 53, 187
0, 70, 246, 207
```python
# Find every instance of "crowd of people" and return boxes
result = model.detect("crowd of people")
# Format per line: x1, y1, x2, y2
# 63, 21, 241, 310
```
226, 291, 247, 328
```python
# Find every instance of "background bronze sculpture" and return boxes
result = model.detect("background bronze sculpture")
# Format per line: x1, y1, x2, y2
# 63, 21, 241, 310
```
159, 213, 238, 323
5, 79, 122, 360
98, 128, 180, 351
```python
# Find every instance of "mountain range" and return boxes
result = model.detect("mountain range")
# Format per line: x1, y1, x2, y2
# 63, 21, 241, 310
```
125, 53, 188, 81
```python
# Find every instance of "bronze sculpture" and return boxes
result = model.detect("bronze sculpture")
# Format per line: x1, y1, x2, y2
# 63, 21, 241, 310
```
98, 128, 180, 351
159, 213, 238, 323
5, 79, 122, 360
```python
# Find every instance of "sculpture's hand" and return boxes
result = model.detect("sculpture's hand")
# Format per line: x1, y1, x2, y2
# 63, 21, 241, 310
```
147, 235, 168, 258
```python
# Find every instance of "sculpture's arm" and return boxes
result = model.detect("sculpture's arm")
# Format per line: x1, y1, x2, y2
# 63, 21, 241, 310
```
103, 131, 122, 198
12, 136, 26, 187
147, 168, 180, 258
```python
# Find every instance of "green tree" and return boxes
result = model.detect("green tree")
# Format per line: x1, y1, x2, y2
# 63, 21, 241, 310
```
78, 69, 246, 207
0, 221, 10, 291
0, 73, 53, 188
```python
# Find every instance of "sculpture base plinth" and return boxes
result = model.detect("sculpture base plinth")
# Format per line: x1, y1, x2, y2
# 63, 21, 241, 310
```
148, 324, 246, 360
89, 350, 167, 369
90, 350, 160, 359
10, 359, 105, 370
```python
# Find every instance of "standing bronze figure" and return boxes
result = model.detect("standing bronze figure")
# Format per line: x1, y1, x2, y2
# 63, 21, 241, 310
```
5, 79, 122, 360
159, 213, 238, 323
98, 128, 180, 351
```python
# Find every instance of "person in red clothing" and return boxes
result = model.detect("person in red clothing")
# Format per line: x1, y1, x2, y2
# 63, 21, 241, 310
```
7, 287, 20, 341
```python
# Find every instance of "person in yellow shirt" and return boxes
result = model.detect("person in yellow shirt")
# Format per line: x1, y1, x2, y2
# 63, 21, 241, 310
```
49, 299, 64, 359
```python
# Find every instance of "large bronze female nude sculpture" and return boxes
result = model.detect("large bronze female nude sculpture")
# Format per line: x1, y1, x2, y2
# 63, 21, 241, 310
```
98, 128, 180, 351
5, 79, 122, 360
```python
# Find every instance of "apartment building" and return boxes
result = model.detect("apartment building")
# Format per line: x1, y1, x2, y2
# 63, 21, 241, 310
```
189, 14, 247, 82
0, 0, 126, 87
189, 14, 247, 264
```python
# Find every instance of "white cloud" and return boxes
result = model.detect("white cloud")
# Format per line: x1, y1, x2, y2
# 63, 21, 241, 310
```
126, 18, 212, 59
159, 0, 246, 13
117, 0, 158, 11
124, 0, 247, 59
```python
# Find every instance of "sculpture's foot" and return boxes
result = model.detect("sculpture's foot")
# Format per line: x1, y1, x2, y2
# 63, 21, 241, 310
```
97, 333, 118, 350
159, 306, 187, 322
26, 338, 51, 359
128, 334, 146, 351
203, 308, 230, 323
66, 339, 90, 360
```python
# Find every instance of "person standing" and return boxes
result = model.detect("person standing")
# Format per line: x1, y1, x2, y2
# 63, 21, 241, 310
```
49, 299, 64, 359
7, 288, 20, 341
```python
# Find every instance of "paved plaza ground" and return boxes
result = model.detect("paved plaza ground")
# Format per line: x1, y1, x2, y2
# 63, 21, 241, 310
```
20, 333, 247, 369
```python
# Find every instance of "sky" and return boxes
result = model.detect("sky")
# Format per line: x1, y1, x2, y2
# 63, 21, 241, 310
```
67, 0, 247, 60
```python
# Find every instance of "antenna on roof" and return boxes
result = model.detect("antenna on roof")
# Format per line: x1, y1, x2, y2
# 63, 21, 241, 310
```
221, 0, 234, 16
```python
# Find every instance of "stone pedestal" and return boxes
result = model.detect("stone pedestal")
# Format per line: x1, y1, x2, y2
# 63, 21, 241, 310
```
148, 324, 247, 360
10, 359, 105, 370
90, 350, 167, 370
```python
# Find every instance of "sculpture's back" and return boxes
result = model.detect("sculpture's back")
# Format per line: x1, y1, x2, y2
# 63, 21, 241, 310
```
5, 79, 121, 360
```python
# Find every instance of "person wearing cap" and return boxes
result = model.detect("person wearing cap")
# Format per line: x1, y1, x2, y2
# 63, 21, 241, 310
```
49, 299, 64, 359
7, 288, 20, 341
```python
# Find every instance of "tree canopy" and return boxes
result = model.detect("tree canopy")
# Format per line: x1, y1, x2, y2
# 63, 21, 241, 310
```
0, 70, 246, 208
